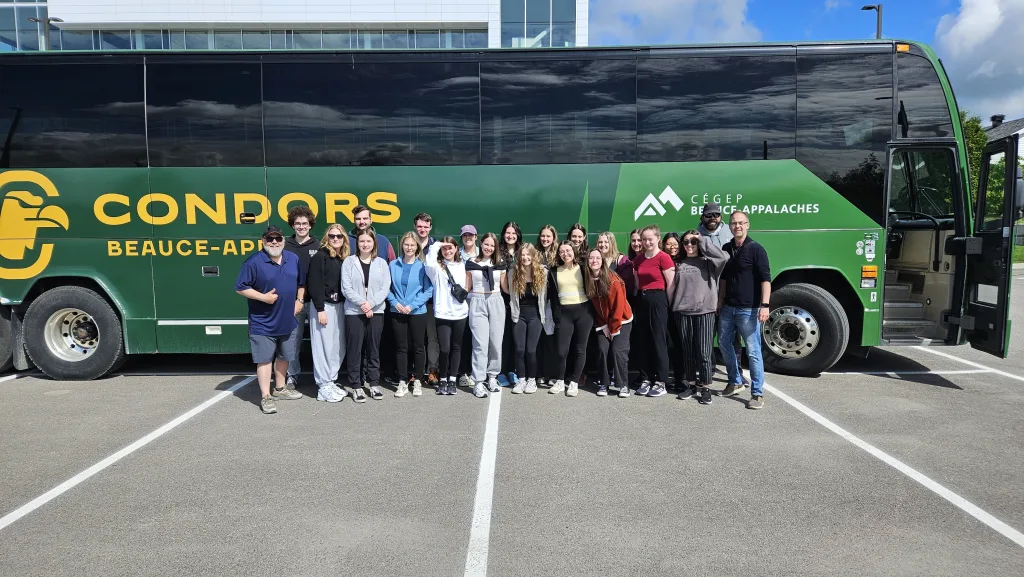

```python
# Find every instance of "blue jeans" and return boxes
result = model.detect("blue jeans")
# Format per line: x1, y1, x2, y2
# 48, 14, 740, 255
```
718, 305, 764, 397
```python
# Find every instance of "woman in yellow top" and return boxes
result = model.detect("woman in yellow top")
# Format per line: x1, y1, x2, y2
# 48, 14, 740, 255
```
547, 240, 592, 397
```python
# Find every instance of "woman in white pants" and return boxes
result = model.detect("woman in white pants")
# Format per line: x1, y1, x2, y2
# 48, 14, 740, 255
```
465, 233, 507, 398
307, 223, 349, 402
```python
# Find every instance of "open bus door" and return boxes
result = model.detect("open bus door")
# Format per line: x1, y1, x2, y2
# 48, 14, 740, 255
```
963, 134, 1022, 357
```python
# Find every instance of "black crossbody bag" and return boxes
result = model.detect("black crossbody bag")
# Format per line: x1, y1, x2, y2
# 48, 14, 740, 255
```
441, 261, 469, 303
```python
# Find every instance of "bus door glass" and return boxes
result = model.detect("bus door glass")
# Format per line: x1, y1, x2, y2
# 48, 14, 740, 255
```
964, 134, 1021, 357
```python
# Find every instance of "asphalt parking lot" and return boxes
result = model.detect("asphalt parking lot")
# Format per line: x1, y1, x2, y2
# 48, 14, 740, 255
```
2, 276, 1024, 576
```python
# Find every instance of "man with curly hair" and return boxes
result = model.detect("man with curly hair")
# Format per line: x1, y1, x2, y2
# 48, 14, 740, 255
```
283, 204, 320, 390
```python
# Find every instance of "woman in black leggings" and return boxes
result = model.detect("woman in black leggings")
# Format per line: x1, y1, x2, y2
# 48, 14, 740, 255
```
548, 241, 593, 398
502, 243, 549, 394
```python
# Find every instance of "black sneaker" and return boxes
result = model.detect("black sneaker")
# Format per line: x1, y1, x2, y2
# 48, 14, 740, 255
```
676, 386, 694, 400
352, 389, 367, 403
647, 383, 667, 397
699, 387, 713, 405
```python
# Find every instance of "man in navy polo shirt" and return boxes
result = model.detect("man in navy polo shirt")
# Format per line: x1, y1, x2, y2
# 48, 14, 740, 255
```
235, 225, 306, 414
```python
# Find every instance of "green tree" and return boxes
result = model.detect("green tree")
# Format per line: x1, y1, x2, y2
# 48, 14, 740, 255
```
960, 109, 988, 203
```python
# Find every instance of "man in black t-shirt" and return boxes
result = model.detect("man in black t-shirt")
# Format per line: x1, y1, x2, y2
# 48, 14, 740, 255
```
283, 205, 320, 390
718, 210, 771, 410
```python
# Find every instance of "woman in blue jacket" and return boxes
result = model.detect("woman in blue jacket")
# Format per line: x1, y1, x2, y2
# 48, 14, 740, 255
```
388, 232, 434, 398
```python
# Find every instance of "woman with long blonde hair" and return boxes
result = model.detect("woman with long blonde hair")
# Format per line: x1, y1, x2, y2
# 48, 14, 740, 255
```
501, 243, 550, 394
535, 225, 560, 385
307, 223, 350, 403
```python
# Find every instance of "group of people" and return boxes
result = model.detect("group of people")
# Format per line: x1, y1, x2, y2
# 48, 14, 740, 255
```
234, 202, 772, 415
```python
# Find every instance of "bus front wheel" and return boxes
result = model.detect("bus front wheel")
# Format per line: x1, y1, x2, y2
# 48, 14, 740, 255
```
0, 306, 13, 373
761, 283, 849, 377
23, 286, 125, 381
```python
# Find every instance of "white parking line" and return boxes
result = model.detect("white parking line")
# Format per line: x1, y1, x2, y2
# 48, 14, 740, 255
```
764, 381, 1024, 549
463, 390, 503, 577
823, 370, 992, 376
0, 374, 21, 384
913, 346, 1024, 384
0, 375, 255, 532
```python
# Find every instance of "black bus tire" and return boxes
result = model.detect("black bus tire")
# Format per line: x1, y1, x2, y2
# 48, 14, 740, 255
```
23, 286, 125, 381
0, 306, 13, 373
762, 283, 849, 377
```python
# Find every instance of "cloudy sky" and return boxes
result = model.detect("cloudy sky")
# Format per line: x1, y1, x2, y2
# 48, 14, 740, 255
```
589, 0, 1024, 124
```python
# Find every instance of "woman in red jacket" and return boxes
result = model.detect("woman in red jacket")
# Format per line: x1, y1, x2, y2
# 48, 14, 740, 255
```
584, 249, 634, 398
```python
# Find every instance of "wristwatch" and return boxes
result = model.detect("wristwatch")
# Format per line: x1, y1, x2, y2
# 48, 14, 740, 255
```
760, 302, 770, 308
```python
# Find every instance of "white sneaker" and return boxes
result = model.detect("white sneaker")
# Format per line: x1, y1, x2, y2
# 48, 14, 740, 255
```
549, 380, 565, 394
566, 381, 579, 397
524, 378, 538, 394
511, 379, 525, 394
330, 382, 346, 398
395, 381, 408, 398
458, 374, 472, 388
411, 379, 422, 397
487, 376, 501, 393
316, 385, 344, 403
473, 382, 489, 398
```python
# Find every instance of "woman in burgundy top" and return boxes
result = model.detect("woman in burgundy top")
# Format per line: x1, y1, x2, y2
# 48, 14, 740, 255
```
631, 224, 676, 397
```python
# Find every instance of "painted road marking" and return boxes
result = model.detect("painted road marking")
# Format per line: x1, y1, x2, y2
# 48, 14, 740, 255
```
913, 347, 1024, 384
763, 380, 1024, 549
0, 375, 255, 532
822, 370, 993, 376
463, 389, 503, 577
0, 374, 21, 384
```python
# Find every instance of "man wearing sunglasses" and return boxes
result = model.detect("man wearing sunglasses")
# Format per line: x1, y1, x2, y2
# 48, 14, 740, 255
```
699, 202, 748, 389
697, 201, 732, 248
235, 225, 307, 414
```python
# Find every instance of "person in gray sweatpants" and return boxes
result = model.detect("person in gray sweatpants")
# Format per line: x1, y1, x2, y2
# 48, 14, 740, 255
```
307, 223, 349, 402
465, 233, 507, 397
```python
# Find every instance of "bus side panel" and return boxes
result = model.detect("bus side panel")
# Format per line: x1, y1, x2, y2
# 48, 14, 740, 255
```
0, 168, 156, 353
264, 164, 624, 245
149, 168, 268, 354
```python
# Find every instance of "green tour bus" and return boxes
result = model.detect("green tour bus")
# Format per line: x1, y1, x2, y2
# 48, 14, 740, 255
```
1, 40, 1021, 381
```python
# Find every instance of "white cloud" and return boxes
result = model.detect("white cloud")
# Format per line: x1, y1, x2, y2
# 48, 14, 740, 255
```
824, 0, 848, 12
935, 0, 1024, 121
590, 0, 761, 46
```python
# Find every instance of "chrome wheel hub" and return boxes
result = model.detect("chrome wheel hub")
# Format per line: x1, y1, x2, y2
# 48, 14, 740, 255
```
763, 306, 819, 358
44, 308, 100, 363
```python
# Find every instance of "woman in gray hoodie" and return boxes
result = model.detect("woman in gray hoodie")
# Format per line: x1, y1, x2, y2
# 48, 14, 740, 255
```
341, 229, 392, 403
669, 230, 729, 405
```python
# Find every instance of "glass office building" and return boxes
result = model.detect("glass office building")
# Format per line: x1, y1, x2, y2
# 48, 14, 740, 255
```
1, 0, 587, 52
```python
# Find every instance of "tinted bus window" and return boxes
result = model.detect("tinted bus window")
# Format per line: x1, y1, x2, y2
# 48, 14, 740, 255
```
481, 59, 636, 164
0, 62, 146, 168
896, 53, 954, 138
146, 62, 264, 167
796, 52, 893, 225
637, 55, 796, 162
263, 61, 480, 167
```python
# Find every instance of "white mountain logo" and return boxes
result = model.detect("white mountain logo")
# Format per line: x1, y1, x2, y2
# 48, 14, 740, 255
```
634, 186, 684, 221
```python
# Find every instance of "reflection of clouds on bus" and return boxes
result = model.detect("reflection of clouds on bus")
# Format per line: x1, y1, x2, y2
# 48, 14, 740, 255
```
0, 63, 146, 168
262, 62, 480, 167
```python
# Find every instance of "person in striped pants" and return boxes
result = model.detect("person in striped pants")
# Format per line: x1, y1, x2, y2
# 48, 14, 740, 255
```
669, 230, 730, 405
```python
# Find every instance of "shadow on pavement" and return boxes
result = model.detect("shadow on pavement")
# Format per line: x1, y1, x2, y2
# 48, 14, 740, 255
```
824, 348, 962, 390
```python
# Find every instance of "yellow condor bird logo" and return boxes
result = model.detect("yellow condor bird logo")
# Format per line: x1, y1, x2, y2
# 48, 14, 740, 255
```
0, 171, 70, 280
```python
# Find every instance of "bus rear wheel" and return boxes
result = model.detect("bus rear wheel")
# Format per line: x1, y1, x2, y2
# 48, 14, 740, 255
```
23, 287, 125, 381
0, 306, 13, 373
762, 283, 849, 377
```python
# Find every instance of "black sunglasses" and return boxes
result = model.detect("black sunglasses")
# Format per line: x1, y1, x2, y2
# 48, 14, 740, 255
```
264, 235, 284, 243
682, 238, 700, 246
327, 233, 344, 239
703, 213, 721, 218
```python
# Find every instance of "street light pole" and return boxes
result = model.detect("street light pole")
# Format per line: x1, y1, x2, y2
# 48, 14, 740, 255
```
27, 16, 64, 51
861, 4, 882, 39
